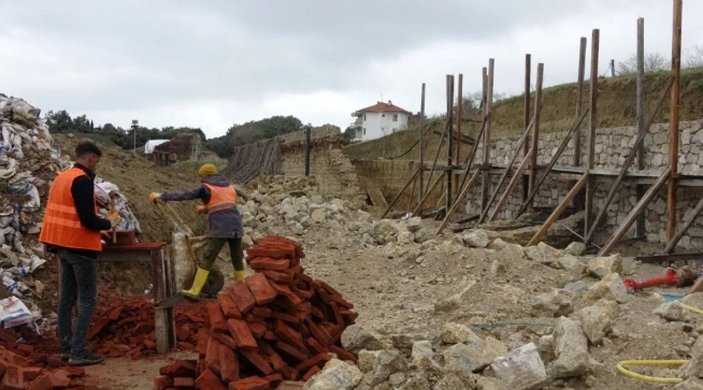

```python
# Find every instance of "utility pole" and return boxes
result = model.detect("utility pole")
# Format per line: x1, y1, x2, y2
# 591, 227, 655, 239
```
131, 120, 139, 155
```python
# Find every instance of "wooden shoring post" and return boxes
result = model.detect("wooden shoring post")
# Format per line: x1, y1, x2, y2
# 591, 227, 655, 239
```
480, 60, 494, 217
522, 54, 532, 202
636, 18, 647, 237
667, 0, 682, 242
412, 172, 444, 216
424, 117, 450, 198
665, 196, 703, 253
480, 117, 536, 223
527, 173, 589, 246
516, 107, 590, 217
456, 74, 463, 198
433, 117, 489, 229
381, 168, 422, 218
599, 167, 672, 256
419, 83, 426, 199
526, 63, 544, 212
575, 37, 587, 167
583, 77, 674, 244
446, 75, 455, 212
435, 170, 482, 234
488, 151, 532, 222
584, 28, 599, 237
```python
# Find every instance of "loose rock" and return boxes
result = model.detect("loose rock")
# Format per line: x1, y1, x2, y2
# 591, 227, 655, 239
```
491, 343, 548, 390
341, 324, 385, 354
550, 317, 591, 378
586, 254, 623, 279
575, 299, 619, 344
303, 358, 363, 390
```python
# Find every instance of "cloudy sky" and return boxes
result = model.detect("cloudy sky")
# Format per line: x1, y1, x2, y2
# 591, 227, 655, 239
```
1, 1, 701, 138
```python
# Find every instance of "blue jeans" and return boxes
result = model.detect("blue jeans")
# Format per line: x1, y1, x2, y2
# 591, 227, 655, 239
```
57, 250, 97, 357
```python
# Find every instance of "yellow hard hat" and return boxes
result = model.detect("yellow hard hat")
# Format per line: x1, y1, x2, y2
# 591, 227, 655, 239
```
198, 163, 218, 177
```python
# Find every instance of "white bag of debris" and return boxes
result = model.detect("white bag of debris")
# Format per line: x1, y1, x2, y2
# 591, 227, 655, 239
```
94, 179, 142, 233
490, 343, 548, 390
0, 296, 33, 328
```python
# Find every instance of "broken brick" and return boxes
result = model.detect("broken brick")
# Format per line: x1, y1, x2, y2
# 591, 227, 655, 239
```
250, 306, 272, 318
228, 375, 269, 390
197, 329, 210, 357
305, 338, 328, 355
261, 270, 294, 283
247, 322, 267, 339
274, 320, 305, 351
173, 377, 195, 387
226, 319, 257, 349
218, 344, 239, 383
160, 359, 197, 377
206, 337, 222, 376
212, 332, 239, 351
2, 365, 23, 390
230, 283, 257, 314
295, 353, 330, 372
239, 349, 273, 375
154, 375, 174, 390
218, 293, 243, 319
27, 375, 52, 390
274, 341, 307, 362
264, 373, 283, 388
248, 257, 291, 271
206, 302, 228, 333
194, 368, 226, 390
271, 311, 299, 324
245, 273, 278, 305
328, 344, 357, 363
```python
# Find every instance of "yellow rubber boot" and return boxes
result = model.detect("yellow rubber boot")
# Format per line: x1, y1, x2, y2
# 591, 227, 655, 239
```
234, 270, 247, 281
182, 267, 209, 298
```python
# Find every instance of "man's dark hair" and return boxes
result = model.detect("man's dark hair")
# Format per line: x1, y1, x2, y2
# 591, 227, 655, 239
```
75, 141, 102, 158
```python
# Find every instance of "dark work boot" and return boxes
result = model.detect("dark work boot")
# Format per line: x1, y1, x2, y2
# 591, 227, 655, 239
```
68, 351, 105, 366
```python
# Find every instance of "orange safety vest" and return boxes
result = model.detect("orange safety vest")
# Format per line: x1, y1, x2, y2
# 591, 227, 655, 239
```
203, 183, 237, 214
39, 167, 103, 251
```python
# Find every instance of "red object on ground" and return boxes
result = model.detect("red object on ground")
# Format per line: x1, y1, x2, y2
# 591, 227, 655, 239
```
623, 267, 697, 291
156, 236, 357, 387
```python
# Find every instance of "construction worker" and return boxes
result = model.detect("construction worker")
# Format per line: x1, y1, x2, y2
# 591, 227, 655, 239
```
148, 163, 244, 298
39, 141, 119, 366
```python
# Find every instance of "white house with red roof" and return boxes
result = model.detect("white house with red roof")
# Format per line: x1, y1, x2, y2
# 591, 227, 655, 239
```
351, 100, 411, 142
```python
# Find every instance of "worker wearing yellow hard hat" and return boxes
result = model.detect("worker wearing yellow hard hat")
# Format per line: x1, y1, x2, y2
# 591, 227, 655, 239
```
148, 163, 245, 298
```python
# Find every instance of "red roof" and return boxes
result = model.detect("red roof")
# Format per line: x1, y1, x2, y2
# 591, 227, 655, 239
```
354, 101, 410, 115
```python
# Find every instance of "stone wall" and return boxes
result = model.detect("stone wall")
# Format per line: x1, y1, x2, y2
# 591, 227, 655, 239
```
278, 127, 364, 202
466, 119, 703, 248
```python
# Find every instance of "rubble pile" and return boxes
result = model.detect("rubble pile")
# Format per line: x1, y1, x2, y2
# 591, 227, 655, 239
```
88, 297, 206, 359
0, 327, 86, 389
156, 236, 358, 390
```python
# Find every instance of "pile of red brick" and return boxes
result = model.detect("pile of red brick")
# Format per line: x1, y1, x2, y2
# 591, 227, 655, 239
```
156, 236, 358, 390
0, 328, 86, 389
88, 297, 206, 359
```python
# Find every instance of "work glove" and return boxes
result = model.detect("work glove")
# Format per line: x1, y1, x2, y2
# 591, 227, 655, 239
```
148, 192, 163, 204
106, 211, 121, 229
194, 205, 207, 215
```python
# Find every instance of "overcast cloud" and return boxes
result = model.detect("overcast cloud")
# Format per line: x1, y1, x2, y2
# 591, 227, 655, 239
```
1, 1, 701, 138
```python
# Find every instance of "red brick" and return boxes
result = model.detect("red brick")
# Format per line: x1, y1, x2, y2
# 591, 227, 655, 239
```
206, 337, 222, 376
305, 337, 328, 355
292, 286, 313, 300
302, 366, 320, 381
47, 370, 71, 388
265, 373, 283, 388
27, 375, 52, 390
247, 322, 267, 339
239, 349, 273, 375
341, 310, 358, 325
1, 364, 23, 390
250, 306, 272, 318
0, 329, 18, 344
268, 352, 285, 371
329, 344, 357, 363
206, 302, 228, 333
218, 344, 239, 383
230, 283, 257, 314
261, 270, 294, 283
274, 341, 307, 362
305, 319, 332, 346
194, 368, 227, 390
46, 355, 64, 368
197, 328, 209, 357
228, 375, 269, 390
173, 377, 195, 387
16, 344, 33, 355
226, 319, 257, 349
176, 324, 193, 341
263, 331, 278, 341
271, 311, 300, 324
330, 302, 344, 325
154, 375, 173, 390
295, 353, 330, 372
218, 293, 243, 319
212, 332, 239, 351
274, 320, 305, 351
245, 274, 277, 305
243, 313, 267, 323
160, 359, 197, 377
22, 367, 42, 382
245, 247, 291, 260
310, 306, 325, 320
248, 257, 291, 271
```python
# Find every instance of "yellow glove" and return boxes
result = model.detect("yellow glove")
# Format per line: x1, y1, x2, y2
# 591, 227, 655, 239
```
106, 211, 121, 229
148, 192, 162, 204
194, 205, 207, 215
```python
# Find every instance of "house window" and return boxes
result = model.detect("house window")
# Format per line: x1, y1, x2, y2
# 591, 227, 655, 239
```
363, 128, 366, 135
393, 114, 398, 122
382, 114, 385, 118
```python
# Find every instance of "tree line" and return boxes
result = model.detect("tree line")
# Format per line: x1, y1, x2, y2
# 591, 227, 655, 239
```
44, 110, 303, 158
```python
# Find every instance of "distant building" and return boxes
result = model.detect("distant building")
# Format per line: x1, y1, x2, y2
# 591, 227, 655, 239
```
144, 139, 169, 154
351, 100, 411, 142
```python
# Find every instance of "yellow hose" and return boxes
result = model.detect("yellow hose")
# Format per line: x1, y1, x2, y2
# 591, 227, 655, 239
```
678, 301, 703, 315
616, 360, 687, 384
